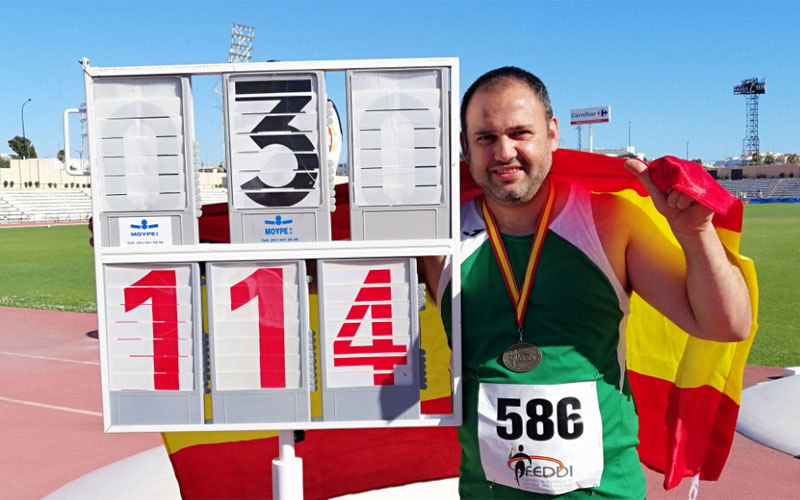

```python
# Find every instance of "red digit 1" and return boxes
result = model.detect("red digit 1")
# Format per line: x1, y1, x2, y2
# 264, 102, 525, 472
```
124, 270, 180, 391
333, 269, 408, 386
230, 268, 286, 389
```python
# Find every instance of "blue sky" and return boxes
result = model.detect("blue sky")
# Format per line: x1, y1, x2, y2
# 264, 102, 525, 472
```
1, 0, 796, 165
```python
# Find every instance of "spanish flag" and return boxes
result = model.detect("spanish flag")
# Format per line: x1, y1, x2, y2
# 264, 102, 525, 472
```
544, 150, 757, 490
168, 149, 756, 498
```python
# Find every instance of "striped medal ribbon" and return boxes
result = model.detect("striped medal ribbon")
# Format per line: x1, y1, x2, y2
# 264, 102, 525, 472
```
480, 184, 556, 373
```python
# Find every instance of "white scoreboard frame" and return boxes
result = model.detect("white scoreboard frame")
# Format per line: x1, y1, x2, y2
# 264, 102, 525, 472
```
81, 57, 463, 432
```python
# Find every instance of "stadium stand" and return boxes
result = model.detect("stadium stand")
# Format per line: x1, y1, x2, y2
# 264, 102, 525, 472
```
716, 178, 800, 199
0, 188, 232, 224
0, 196, 30, 224
197, 188, 228, 206
768, 178, 800, 198
0, 190, 92, 224
717, 179, 776, 198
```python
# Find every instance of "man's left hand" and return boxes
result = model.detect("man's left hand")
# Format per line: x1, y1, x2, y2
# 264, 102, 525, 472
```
624, 159, 714, 238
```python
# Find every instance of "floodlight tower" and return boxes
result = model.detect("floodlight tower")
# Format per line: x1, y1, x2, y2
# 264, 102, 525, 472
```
214, 24, 256, 168
228, 24, 256, 63
733, 78, 766, 165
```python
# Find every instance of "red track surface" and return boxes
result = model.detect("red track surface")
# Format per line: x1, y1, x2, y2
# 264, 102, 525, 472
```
0, 307, 161, 500
0, 306, 796, 499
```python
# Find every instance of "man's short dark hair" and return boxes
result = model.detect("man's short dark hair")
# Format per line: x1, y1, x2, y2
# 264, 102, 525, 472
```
460, 66, 553, 134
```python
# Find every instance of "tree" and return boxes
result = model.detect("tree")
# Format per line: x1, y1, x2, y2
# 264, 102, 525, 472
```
764, 154, 775, 165
750, 152, 761, 166
0, 157, 9, 168
57, 149, 65, 163
690, 158, 703, 165
8, 136, 37, 159
787, 153, 799, 164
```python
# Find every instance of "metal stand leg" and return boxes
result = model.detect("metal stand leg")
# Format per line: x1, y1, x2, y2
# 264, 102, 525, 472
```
272, 430, 304, 500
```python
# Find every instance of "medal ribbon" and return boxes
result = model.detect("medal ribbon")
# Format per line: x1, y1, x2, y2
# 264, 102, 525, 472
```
480, 184, 556, 329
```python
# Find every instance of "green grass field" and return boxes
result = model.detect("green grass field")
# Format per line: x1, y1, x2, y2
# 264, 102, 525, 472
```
739, 204, 800, 366
0, 204, 798, 367
0, 224, 96, 312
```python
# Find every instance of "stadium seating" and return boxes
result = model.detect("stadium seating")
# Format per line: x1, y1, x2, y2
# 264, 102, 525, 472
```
0, 188, 233, 224
0, 190, 92, 224
0, 195, 31, 223
717, 178, 800, 199
197, 188, 228, 206
768, 178, 800, 198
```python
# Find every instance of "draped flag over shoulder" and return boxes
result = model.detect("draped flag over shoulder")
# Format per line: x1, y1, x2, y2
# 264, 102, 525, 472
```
463, 149, 758, 490
557, 149, 757, 490
175, 148, 757, 498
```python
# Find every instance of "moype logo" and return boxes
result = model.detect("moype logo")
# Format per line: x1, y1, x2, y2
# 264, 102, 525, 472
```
262, 215, 299, 242
264, 215, 294, 236
130, 219, 160, 237
507, 445, 571, 486
130, 219, 159, 230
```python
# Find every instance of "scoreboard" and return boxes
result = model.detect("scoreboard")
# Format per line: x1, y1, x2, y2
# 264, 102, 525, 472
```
77, 57, 462, 432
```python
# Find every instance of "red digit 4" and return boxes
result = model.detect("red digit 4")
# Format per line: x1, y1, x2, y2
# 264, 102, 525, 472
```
333, 269, 408, 386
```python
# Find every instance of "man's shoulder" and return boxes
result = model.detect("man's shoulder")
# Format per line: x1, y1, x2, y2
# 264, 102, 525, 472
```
589, 190, 641, 223
458, 198, 486, 239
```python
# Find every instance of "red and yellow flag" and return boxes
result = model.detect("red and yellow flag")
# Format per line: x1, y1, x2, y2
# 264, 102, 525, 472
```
546, 149, 757, 489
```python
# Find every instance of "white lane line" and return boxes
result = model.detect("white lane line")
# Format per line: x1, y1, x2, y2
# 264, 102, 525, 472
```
0, 350, 99, 366
0, 396, 102, 417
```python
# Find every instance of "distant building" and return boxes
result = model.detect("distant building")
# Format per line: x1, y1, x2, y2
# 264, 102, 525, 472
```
715, 151, 798, 167
592, 146, 647, 162
766, 152, 796, 165
714, 157, 743, 167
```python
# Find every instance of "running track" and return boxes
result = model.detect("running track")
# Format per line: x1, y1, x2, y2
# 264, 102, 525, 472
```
1, 306, 797, 499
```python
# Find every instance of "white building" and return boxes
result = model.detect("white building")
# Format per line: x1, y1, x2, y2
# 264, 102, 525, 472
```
591, 146, 647, 161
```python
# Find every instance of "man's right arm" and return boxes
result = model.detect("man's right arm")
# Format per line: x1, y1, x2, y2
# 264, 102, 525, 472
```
419, 255, 446, 305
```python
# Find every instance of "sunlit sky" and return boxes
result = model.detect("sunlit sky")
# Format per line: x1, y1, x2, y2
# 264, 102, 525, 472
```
1, 0, 796, 165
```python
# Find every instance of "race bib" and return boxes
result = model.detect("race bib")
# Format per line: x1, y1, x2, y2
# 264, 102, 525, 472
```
477, 381, 603, 495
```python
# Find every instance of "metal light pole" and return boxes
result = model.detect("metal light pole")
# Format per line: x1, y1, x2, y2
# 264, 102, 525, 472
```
685, 141, 690, 161
628, 121, 631, 149
21, 98, 32, 159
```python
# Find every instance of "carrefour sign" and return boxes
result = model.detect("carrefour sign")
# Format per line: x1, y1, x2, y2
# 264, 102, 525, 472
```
570, 106, 611, 126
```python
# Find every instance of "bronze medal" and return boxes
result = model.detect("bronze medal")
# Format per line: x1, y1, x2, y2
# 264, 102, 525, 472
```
502, 342, 542, 373
481, 186, 556, 376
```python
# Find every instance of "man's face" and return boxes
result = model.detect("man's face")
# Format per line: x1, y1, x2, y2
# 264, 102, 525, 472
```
461, 81, 559, 206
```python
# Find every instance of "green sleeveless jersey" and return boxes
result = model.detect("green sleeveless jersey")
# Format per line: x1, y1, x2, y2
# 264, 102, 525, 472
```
439, 184, 646, 499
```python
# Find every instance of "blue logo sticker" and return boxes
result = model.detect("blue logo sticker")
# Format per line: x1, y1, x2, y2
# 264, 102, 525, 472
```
130, 219, 159, 230
263, 215, 296, 240
265, 215, 293, 225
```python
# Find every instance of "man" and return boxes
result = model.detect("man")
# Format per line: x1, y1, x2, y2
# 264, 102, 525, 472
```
426, 67, 751, 499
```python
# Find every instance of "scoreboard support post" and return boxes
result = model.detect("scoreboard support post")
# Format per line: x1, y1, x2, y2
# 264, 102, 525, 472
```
272, 429, 304, 500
